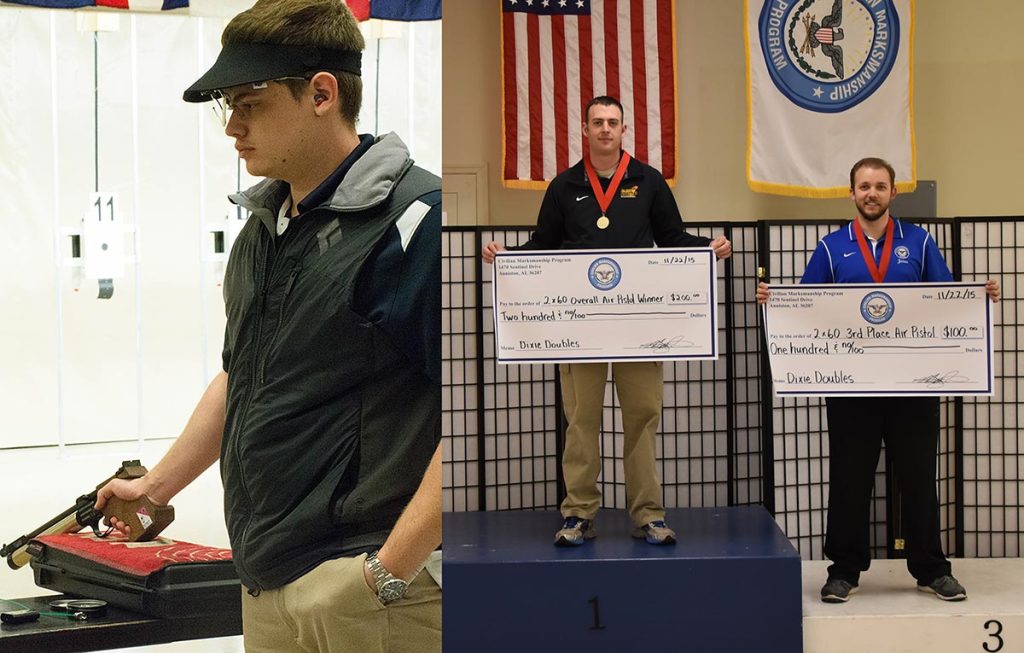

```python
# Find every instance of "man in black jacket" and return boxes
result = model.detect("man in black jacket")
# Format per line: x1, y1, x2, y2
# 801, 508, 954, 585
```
94, 2, 441, 651
483, 96, 731, 546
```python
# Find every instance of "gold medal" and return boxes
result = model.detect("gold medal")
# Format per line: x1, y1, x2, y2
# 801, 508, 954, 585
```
596, 215, 610, 230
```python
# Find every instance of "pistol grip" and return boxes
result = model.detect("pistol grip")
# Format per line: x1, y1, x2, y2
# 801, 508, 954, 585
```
103, 495, 174, 541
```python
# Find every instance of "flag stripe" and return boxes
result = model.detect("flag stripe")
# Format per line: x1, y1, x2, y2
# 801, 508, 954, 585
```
526, 12, 543, 181
515, 13, 531, 180
643, 0, 662, 173
347, 0, 370, 20
590, 4, 604, 99
551, 14, 569, 173
615, 1, 634, 157
578, 10, 593, 157
538, 16, 556, 180
602, 2, 618, 101
567, 15, 584, 165
502, 11, 519, 182
656, 0, 674, 179
629, 0, 647, 163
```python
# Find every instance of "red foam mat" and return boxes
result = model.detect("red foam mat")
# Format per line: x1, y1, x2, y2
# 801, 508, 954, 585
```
35, 533, 232, 577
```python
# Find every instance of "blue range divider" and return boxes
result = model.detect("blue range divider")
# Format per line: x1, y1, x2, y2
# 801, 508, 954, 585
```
444, 505, 803, 653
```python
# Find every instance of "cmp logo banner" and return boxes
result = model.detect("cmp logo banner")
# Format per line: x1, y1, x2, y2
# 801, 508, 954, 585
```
758, 0, 900, 113
745, 0, 913, 198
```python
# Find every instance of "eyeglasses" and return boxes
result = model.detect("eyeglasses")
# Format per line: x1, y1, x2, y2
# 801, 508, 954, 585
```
209, 76, 313, 126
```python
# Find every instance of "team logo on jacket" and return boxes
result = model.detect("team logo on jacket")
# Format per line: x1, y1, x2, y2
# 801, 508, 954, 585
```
894, 245, 910, 262
620, 186, 638, 198
758, 0, 900, 113
860, 290, 895, 324
588, 257, 622, 291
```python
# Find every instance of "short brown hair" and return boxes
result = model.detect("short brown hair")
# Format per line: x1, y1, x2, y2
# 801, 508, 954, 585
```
849, 157, 896, 188
222, 0, 365, 126
584, 96, 624, 122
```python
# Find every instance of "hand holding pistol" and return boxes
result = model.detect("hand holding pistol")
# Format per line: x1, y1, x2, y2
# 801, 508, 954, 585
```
0, 460, 174, 569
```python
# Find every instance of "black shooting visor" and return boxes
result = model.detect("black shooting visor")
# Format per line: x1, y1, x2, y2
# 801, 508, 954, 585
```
183, 42, 362, 103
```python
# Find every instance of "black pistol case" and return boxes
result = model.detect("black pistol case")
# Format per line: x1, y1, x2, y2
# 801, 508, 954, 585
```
27, 532, 240, 618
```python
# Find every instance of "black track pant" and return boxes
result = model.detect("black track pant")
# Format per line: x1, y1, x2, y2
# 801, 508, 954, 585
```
823, 396, 952, 585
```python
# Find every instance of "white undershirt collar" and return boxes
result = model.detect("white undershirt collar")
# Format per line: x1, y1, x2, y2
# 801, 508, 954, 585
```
276, 195, 292, 236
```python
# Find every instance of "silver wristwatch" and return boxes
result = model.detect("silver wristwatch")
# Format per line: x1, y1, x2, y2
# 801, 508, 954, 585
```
365, 551, 409, 604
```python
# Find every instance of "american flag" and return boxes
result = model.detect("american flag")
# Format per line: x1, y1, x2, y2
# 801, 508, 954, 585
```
501, 0, 676, 188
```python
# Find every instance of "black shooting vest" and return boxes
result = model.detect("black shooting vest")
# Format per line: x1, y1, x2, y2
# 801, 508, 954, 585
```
220, 163, 439, 591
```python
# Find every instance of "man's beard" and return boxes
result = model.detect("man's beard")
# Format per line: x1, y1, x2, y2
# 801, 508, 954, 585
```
857, 200, 887, 221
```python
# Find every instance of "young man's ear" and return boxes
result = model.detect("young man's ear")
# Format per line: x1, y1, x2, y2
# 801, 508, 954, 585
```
310, 72, 339, 113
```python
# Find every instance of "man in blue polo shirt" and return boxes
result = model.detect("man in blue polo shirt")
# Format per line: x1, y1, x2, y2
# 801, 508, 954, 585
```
757, 157, 999, 604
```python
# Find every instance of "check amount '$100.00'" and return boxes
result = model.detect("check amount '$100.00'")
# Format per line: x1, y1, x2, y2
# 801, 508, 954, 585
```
763, 283, 993, 397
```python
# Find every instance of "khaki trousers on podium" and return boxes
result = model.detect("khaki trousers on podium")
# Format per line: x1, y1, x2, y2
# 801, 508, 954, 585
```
558, 361, 666, 526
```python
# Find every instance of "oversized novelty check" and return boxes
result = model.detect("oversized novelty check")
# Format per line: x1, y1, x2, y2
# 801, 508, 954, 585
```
763, 283, 994, 396
492, 248, 717, 364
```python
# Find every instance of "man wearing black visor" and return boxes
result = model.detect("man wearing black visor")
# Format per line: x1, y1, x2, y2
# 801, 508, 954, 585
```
95, 1, 442, 651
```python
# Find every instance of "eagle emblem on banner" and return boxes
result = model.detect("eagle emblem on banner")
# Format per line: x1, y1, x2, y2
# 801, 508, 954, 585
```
799, 0, 845, 78
757, 0, 900, 113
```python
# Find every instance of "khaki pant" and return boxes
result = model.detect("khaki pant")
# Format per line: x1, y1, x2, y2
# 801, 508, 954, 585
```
559, 361, 665, 526
241, 553, 441, 653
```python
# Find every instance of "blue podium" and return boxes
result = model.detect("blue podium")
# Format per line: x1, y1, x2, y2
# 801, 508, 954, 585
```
444, 506, 802, 652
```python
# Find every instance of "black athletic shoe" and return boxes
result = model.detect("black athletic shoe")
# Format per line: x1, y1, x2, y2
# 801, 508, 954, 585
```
917, 575, 967, 601
820, 578, 858, 603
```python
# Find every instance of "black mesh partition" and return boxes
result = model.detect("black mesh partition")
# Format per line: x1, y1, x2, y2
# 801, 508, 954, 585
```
442, 228, 483, 511
762, 221, 843, 560
918, 220, 959, 558
959, 218, 1024, 557
728, 225, 765, 507
442, 219, 1024, 562
479, 229, 562, 511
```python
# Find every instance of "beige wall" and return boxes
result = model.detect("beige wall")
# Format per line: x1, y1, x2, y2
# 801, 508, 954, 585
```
443, 0, 1024, 226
